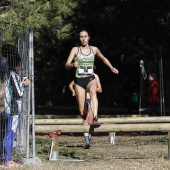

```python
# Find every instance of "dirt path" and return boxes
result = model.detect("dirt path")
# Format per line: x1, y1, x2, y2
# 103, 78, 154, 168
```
30, 132, 170, 170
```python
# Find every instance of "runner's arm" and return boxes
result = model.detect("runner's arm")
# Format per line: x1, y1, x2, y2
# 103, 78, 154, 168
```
68, 80, 76, 96
65, 47, 78, 69
94, 47, 119, 74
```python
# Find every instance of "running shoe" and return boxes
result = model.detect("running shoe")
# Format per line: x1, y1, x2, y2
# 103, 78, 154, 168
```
93, 117, 101, 128
84, 143, 91, 149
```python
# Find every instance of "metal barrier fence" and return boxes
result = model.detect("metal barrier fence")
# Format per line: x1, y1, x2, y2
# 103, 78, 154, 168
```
0, 22, 39, 165
139, 58, 170, 116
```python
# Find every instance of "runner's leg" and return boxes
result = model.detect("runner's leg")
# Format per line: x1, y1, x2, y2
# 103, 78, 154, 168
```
87, 79, 100, 126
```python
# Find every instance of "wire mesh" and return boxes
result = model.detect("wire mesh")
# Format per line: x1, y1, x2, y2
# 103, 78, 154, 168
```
0, 22, 35, 165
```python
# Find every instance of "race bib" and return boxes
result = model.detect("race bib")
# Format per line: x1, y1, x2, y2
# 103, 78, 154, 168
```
78, 66, 93, 75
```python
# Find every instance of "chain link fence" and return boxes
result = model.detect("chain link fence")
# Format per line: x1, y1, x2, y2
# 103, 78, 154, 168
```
0, 22, 40, 166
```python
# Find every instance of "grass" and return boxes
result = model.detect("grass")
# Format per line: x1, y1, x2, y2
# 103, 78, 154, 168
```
8, 133, 170, 170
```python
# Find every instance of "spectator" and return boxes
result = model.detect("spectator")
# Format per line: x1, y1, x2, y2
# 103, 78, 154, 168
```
1, 53, 30, 167
0, 44, 15, 164
148, 73, 159, 116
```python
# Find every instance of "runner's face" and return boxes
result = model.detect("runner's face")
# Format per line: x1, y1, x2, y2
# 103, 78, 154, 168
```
79, 31, 90, 46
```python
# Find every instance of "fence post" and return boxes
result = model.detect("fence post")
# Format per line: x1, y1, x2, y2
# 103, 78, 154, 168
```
29, 28, 36, 158
21, 28, 42, 166
109, 132, 116, 144
159, 58, 165, 116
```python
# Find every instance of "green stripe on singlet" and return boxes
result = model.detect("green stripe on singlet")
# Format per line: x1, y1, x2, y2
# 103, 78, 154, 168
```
79, 61, 94, 66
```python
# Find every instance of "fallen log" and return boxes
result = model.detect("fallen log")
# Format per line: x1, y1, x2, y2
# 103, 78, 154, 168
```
35, 123, 170, 133
35, 116, 170, 125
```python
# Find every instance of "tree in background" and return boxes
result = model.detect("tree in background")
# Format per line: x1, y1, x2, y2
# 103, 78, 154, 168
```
0, 0, 78, 105
1, 0, 170, 108
0, 0, 77, 39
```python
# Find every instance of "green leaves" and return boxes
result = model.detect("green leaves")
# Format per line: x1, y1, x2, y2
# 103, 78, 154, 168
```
56, 23, 72, 40
56, 0, 77, 18
0, 0, 77, 40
